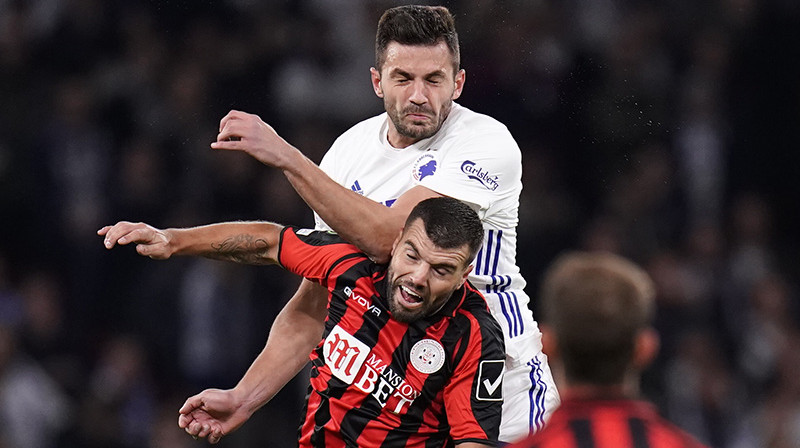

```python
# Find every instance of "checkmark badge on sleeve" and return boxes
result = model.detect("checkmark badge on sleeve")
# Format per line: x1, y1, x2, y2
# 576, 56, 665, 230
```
476, 360, 504, 401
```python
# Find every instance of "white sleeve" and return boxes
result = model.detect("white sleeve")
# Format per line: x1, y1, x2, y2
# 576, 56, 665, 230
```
419, 129, 522, 219
313, 139, 342, 232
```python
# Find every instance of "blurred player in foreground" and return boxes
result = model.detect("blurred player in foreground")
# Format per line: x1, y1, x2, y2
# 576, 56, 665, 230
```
508, 252, 708, 448
99, 197, 505, 447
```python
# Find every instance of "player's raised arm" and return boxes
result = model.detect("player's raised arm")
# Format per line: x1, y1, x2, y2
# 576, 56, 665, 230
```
210, 110, 440, 263
97, 220, 283, 265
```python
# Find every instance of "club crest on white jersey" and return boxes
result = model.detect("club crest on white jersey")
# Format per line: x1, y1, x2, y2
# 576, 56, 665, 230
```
412, 153, 438, 181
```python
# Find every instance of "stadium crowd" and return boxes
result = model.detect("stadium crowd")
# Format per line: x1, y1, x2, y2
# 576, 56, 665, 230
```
0, 1, 798, 447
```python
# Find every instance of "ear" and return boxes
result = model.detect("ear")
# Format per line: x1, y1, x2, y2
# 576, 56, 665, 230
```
451, 69, 466, 100
371, 67, 383, 98
458, 264, 474, 288
390, 229, 403, 257
540, 324, 558, 360
633, 327, 660, 370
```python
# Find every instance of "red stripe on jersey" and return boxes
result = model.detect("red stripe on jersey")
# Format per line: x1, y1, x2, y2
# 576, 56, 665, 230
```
591, 406, 634, 447
509, 398, 709, 448
282, 228, 503, 447
646, 418, 709, 448
278, 227, 363, 284
446, 308, 496, 442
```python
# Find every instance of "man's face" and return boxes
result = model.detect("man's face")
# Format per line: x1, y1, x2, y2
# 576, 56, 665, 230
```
385, 218, 473, 323
371, 41, 465, 148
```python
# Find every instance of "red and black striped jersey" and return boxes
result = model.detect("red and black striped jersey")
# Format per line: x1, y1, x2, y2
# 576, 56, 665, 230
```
277, 228, 505, 448
507, 396, 709, 448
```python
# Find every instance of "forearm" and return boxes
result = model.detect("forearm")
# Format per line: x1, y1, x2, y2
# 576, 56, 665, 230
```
282, 152, 409, 260
232, 279, 328, 413
168, 222, 282, 264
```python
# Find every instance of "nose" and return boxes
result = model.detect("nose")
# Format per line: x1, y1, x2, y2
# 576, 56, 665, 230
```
407, 263, 430, 289
408, 80, 428, 105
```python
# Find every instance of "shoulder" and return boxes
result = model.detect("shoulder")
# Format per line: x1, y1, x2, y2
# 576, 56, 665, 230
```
325, 113, 386, 164
282, 227, 349, 247
446, 104, 515, 139
435, 104, 520, 157
336, 113, 386, 141
280, 228, 367, 269
455, 287, 504, 340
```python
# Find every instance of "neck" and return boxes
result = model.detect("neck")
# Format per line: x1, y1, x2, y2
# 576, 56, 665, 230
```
562, 375, 641, 401
386, 128, 421, 149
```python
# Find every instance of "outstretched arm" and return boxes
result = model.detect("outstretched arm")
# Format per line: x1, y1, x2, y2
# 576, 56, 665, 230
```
210, 110, 441, 262
97, 221, 282, 264
178, 278, 328, 443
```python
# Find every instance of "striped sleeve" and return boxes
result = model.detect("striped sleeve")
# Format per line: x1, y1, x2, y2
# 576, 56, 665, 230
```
444, 302, 505, 444
277, 227, 364, 286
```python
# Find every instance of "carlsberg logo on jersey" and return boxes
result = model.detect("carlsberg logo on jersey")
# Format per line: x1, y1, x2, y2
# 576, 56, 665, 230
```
460, 160, 499, 191
323, 325, 422, 414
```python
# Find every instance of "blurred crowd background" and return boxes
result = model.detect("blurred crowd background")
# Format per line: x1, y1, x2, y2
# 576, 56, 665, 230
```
1, 0, 799, 447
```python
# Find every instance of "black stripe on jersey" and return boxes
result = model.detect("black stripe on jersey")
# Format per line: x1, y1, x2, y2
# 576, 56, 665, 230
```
323, 252, 365, 286
340, 318, 421, 445
568, 419, 595, 448
284, 227, 347, 246
279, 227, 366, 285
628, 418, 649, 448
380, 313, 476, 447
297, 384, 313, 443
307, 376, 353, 447
323, 257, 379, 332
305, 255, 384, 447
466, 305, 504, 441
310, 388, 329, 447
425, 436, 449, 448
315, 256, 393, 445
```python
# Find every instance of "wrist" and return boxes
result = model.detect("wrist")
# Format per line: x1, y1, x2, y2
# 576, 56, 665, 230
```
231, 383, 264, 416
277, 145, 308, 174
162, 228, 180, 257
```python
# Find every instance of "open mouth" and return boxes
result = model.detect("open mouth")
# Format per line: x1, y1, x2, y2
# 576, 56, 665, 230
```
399, 285, 424, 307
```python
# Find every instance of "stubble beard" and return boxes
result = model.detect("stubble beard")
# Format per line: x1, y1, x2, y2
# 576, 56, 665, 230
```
388, 99, 453, 143
385, 268, 426, 324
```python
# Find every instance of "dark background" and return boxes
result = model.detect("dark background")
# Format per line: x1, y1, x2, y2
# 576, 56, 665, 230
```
1, 1, 798, 447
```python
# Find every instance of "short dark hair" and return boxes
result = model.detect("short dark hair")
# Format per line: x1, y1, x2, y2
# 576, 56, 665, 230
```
539, 251, 655, 385
375, 5, 460, 73
405, 197, 483, 262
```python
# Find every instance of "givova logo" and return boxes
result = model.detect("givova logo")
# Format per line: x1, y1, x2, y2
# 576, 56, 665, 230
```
460, 160, 499, 191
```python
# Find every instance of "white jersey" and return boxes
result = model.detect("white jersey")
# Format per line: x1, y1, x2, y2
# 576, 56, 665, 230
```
315, 102, 540, 365
314, 102, 559, 441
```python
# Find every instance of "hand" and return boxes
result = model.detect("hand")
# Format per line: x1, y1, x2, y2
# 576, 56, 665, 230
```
210, 110, 298, 169
177, 388, 252, 444
97, 221, 173, 259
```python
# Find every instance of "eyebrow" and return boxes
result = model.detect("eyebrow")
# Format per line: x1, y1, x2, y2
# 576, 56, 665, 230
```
404, 240, 458, 272
390, 68, 448, 79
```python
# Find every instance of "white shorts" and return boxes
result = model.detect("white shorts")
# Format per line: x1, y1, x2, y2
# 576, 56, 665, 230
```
498, 351, 560, 443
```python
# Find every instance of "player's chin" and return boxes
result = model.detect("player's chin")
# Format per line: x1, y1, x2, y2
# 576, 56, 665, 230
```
389, 297, 426, 323
399, 122, 436, 139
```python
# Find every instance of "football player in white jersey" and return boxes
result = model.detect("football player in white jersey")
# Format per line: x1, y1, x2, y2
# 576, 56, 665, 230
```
101, 5, 559, 444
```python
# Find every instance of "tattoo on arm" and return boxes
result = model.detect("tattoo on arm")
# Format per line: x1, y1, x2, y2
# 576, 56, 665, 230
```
210, 234, 272, 264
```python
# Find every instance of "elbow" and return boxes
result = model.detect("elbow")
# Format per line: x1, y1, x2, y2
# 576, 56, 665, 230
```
360, 239, 393, 264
